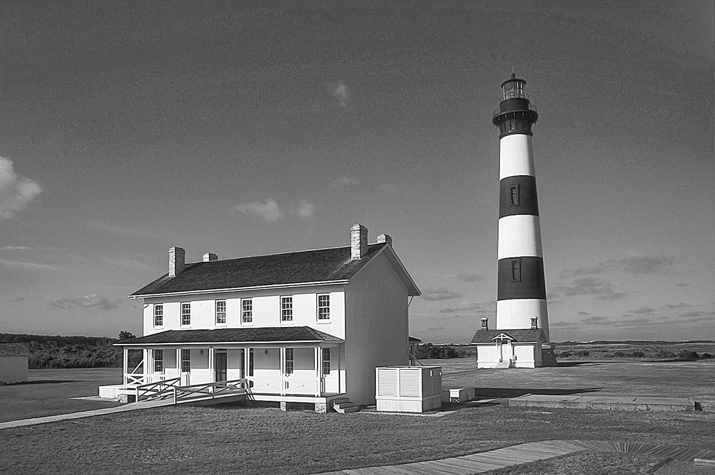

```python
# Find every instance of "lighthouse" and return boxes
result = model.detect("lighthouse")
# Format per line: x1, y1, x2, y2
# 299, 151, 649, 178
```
471, 73, 555, 368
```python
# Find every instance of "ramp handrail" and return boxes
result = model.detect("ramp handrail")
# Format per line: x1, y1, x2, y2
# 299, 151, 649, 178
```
173, 379, 248, 404
136, 377, 181, 402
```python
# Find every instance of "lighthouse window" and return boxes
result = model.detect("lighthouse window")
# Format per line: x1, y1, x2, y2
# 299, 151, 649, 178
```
511, 259, 521, 282
510, 185, 520, 206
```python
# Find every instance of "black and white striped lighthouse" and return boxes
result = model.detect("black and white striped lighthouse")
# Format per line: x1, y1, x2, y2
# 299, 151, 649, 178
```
492, 73, 550, 340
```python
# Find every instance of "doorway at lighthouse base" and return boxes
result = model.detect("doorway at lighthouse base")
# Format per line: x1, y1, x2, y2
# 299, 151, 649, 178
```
471, 329, 556, 368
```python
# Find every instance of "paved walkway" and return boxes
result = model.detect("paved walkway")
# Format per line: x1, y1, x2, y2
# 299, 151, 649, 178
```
0, 399, 173, 430
318, 440, 715, 474
509, 394, 698, 412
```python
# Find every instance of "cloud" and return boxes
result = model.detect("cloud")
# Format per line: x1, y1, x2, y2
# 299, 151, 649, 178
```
0, 258, 59, 271
455, 272, 486, 283
1, 246, 31, 251
51, 294, 120, 310
611, 252, 674, 274
0, 156, 42, 219
439, 301, 495, 314
582, 316, 610, 325
291, 200, 316, 220
663, 302, 691, 310
679, 311, 706, 317
421, 287, 463, 301
551, 321, 580, 327
561, 252, 675, 280
379, 183, 399, 193
577, 311, 589, 315
553, 276, 627, 300
632, 306, 655, 314
330, 177, 358, 188
675, 282, 689, 287
330, 82, 349, 106
232, 199, 283, 222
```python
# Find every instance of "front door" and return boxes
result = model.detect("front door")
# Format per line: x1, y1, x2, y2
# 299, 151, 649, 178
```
215, 352, 227, 382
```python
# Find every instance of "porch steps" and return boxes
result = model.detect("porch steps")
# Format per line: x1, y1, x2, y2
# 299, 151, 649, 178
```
332, 398, 360, 414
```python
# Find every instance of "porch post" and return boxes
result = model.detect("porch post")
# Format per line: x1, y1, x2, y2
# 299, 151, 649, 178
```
208, 347, 214, 383
123, 347, 128, 385
279, 347, 285, 396
314, 346, 321, 397
176, 348, 182, 383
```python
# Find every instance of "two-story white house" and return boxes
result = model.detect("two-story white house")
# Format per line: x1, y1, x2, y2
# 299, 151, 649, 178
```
101, 225, 420, 411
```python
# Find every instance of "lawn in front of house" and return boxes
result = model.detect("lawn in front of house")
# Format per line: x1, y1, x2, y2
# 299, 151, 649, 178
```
0, 367, 123, 422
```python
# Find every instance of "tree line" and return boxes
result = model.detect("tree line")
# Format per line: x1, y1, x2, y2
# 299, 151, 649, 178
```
0, 332, 136, 369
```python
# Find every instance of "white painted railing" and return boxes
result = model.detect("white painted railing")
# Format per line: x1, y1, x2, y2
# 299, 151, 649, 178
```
136, 377, 181, 402
172, 379, 248, 404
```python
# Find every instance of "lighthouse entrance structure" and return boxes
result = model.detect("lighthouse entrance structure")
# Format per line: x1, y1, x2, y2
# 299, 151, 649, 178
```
472, 74, 556, 368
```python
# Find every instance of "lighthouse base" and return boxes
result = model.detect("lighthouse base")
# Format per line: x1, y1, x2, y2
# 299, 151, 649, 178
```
471, 328, 549, 369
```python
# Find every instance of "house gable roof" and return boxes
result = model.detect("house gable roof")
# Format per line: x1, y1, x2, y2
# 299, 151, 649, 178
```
131, 243, 391, 297
470, 329, 546, 344
0, 343, 30, 357
117, 326, 343, 346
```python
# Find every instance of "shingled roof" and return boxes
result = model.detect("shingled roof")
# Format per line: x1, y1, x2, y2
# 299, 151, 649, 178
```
117, 326, 343, 346
131, 243, 396, 297
471, 329, 546, 344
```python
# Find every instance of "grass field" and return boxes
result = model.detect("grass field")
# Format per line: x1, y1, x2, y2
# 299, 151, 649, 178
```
1, 360, 714, 474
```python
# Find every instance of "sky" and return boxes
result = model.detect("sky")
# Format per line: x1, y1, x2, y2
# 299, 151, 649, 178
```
1, 0, 713, 343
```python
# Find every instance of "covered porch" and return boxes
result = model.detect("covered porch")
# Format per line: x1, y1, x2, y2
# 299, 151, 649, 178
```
100, 326, 348, 411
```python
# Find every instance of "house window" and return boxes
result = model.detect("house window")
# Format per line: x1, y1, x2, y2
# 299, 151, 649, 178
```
154, 349, 164, 373
511, 258, 521, 282
154, 304, 163, 327
242, 299, 253, 323
284, 348, 294, 375
317, 294, 330, 320
281, 296, 293, 322
510, 184, 520, 206
181, 349, 190, 373
181, 303, 191, 326
322, 348, 331, 375
215, 300, 227, 325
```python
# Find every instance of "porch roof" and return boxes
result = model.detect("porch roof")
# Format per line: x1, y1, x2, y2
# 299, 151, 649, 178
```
116, 326, 344, 346
470, 328, 546, 344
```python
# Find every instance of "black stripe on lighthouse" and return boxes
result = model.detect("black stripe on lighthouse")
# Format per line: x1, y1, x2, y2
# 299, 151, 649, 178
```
497, 256, 547, 300
499, 175, 539, 218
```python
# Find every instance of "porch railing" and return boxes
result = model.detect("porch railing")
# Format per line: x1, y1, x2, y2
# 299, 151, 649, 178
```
172, 379, 248, 404
136, 377, 181, 402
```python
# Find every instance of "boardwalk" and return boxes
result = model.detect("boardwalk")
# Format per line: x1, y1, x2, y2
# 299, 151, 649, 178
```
318, 440, 715, 475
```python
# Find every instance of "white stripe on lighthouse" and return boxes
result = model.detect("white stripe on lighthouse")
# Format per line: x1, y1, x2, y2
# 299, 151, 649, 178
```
497, 299, 550, 340
499, 134, 535, 180
498, 215, 544, 259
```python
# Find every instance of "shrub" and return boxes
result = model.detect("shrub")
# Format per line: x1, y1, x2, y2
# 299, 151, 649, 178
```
630, 351, 645, 358
701, 353, 712, 359
575, 350, 590, 357
678, 349, 699, 360
556, 351, 572, 358
614, 351, 626, 357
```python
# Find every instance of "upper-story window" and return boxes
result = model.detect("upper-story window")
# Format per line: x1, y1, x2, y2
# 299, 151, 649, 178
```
215, 300, 227, 325
242, 299, 253, 323
181, 302, 191, 326
154, 304, 163, 327
281, 296, 293, 322
154, 349, 164, 373
317, 294, 330, 321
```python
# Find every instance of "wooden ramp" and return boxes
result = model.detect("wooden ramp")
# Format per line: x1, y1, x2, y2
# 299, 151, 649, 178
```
318, 440, 715, 475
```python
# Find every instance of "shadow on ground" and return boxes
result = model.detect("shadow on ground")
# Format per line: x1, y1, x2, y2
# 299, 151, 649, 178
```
473, 387, 602, 398
4, 380, 80, 385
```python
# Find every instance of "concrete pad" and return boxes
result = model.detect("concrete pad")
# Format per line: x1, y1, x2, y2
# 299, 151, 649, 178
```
508, 394, 697, 411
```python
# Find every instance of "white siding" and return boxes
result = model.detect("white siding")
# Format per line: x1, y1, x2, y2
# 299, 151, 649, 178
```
344, 250, 410, 405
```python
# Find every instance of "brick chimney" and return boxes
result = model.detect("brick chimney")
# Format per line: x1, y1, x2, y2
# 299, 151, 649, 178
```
168, 247, 185, 277
376, 234, 392, 246
481, 318, 489, 331
350, 224, 368, 260
203, 253, 218, 262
